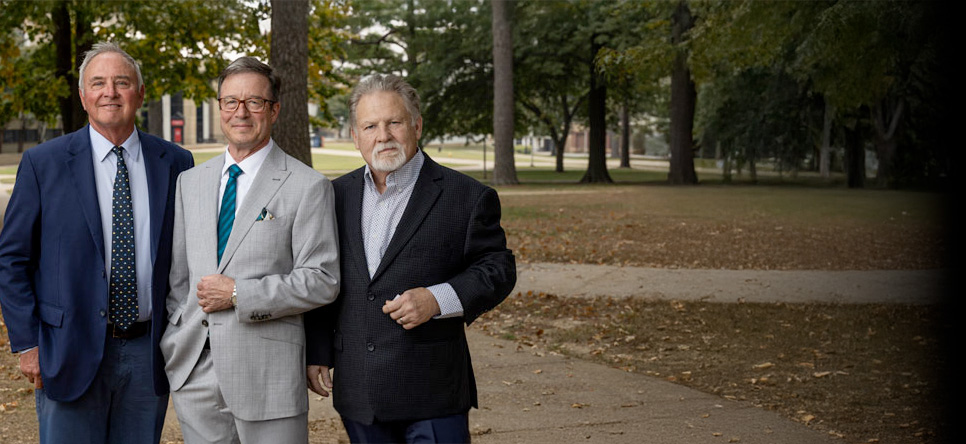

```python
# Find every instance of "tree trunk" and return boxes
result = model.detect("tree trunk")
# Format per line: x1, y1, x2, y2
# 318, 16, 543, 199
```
620, 101, 630, 168
844, 125, 865, 189
871, 100, 903, 188
17, 116, 24, 153
38, 121, 48, 143
491, 0, 518, 185
820, 99, 834, 179
580, 35, 612, 184
667, 0, 697, 185
53, 0, 89, 133
544, 124, 566, 173
749, 156, 758, 184
553, 126, 570, 173
270, 0, 312, 167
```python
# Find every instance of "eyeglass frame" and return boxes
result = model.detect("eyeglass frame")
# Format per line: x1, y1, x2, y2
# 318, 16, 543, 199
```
217, 96, 277, 113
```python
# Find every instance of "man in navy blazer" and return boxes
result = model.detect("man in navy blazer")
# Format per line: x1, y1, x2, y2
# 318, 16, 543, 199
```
306, 74, 516, 443
0, 42, 193, 443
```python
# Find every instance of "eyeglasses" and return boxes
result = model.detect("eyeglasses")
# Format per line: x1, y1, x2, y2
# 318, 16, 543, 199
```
218, 97, 276, 113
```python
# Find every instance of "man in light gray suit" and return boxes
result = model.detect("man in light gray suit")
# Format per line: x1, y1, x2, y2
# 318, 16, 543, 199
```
160, 56, 339, 443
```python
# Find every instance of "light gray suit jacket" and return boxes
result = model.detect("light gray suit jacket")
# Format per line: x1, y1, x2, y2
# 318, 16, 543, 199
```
160, 144, 339, 421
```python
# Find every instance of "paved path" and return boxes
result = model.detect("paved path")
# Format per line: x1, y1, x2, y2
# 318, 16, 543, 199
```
301, 333, 839, 444
294, 263, 947, 443
513, 262, 947, 305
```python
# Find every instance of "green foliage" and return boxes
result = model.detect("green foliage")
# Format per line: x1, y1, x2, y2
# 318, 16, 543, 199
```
513, 0, 592, 147
1, 0, 267, 127
308, 0, 352, 127
685, 0, 950, 188
101, 0, 268, 101
338, 0, 495, 141
594, 1, 672, 141
699, 64, 819, 177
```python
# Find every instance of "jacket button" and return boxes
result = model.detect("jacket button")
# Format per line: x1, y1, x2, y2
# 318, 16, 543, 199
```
366, 343, 375, 352
99, 310, 107, 317
367, 293, 375, 301
202, 320, 209, 327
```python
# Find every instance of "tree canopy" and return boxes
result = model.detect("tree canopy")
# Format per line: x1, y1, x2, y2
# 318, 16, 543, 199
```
1, 0, 951, 189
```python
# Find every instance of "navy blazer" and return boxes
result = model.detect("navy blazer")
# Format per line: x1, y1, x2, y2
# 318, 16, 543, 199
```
0, 126, 194, 401
306, 153, 516, 424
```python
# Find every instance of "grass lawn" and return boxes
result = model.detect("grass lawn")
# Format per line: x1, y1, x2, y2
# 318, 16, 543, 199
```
0, 165, 952, 444
474, 182, 950, 444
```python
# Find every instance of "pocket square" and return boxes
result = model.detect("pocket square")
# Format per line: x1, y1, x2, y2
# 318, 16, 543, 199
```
256, 208, 275, 221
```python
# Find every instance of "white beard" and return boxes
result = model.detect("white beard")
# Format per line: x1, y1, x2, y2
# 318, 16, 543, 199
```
369, 142, 408, 172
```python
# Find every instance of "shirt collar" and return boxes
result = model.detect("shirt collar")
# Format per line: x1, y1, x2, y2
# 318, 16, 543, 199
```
364, 149, 424, 192
90, 126, 141, 163
222, 138, 275, 177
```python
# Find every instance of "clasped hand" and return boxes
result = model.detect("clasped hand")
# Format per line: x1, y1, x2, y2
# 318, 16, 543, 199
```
383, 287, 439, 330
197, 274, 235, 313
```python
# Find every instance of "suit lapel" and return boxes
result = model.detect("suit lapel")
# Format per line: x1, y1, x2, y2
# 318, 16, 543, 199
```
64, 126, 106, 265
140, 131, 171, 263
342, 169, 371, 284
371, 154, 442, 283
217, 146, 290, 273
199, 154, 224, 272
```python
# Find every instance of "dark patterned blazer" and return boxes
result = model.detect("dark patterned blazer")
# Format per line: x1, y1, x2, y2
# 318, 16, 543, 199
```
306, 152, 516, 424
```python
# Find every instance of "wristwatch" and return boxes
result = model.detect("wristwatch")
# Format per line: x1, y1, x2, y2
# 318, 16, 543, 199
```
230, 285, 237, 307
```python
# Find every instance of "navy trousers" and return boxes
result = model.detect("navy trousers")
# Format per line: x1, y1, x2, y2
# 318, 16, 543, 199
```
341, 412, 470, 444
35, 332, 167, 444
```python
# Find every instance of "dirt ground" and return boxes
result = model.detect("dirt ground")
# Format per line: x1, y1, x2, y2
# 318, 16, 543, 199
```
0, 185, 953, 443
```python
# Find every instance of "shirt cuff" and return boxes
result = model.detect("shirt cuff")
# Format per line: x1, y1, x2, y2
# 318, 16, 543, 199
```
427, 283, 463, 319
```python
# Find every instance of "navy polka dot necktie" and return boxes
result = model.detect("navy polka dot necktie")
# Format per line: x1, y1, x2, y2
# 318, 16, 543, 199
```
217, 164, 243, 264
109, 146, 138, 330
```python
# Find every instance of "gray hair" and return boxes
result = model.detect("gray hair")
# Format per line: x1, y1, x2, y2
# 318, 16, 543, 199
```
78, 42, 144, 92
217, 56, 281, 101
348, 74, 421, 129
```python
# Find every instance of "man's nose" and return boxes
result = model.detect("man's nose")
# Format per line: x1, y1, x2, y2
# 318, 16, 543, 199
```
375, 124, 392, 141
104, 82, 118, 97
232, 102, 252, 117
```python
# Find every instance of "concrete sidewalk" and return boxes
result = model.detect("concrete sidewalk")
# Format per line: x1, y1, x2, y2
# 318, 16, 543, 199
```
512, 262, 947, 305
305, 330, 836, 444
300, 262, 953, 443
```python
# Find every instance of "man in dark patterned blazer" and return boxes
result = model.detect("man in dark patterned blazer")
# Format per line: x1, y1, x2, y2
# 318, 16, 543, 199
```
305, 74, 516, 443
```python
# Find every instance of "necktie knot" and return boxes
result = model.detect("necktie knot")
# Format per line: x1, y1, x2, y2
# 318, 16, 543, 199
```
228, 164, 243, 179
112, 145, 125, 157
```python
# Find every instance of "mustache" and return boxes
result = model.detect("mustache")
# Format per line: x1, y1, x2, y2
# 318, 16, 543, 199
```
373, 142, 404, 155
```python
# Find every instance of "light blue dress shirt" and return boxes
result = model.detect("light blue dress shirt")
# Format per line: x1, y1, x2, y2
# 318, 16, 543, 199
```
90, 127, 152, 322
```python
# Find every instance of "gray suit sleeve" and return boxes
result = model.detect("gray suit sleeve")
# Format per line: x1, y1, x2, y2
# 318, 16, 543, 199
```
233, 175, 340, 322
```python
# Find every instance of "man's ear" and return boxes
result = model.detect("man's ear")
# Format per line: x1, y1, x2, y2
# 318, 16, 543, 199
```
350, 127, 359, 149
270, 101, 281, 124
137, 84, 145, 108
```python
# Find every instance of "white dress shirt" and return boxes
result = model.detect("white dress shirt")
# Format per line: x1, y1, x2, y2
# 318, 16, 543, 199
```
218, 139, 274, 215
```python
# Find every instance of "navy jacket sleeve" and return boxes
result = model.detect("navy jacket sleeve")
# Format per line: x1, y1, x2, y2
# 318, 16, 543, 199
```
0, 151, 44, 352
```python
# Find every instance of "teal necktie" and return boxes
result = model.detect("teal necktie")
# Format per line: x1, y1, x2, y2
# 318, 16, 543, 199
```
217, 164, 243, 263
109, 146, 138, 330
